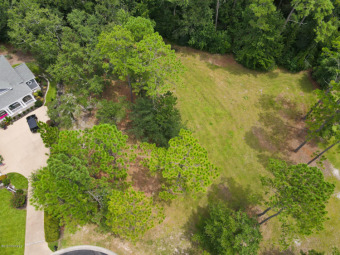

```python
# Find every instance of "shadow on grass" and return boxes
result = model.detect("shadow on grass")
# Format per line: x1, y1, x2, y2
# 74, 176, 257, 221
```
183, 177, 263, 253
261, 246, 295, 255
245, 93, 307, 166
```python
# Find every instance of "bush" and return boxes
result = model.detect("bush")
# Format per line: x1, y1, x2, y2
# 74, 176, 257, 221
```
37, 90, 43, 97
194, 202, 262, 255
96, 97, 129, 125
35, 100, 43, 107
44, 211, 60, 242
0, 154, 3, 164
11, 189, 26, 208
0, 174, 7, 182
3, 178, 10, 186
130, 92, 183, 147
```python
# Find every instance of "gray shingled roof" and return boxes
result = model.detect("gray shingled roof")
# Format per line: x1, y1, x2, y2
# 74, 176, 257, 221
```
14, 63, 35, 81
0, 55, 34, 109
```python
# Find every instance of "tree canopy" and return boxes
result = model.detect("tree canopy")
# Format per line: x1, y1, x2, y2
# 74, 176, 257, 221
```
143, 129, 219, 200
260, 159, 335, 247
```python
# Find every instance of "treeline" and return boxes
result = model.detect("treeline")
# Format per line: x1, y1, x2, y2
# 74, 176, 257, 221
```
0, 0, 339, 89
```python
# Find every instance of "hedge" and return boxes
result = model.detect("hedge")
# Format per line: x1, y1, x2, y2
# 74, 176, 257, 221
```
44, 211, 60, 242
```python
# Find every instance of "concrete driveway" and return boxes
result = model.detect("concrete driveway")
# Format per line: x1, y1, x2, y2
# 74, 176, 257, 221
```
0, 106, 51, 255
0, 106, 49, 178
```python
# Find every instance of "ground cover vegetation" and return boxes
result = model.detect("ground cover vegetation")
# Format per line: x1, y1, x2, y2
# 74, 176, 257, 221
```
0, 0, 339, 254
0, 189, 26, 255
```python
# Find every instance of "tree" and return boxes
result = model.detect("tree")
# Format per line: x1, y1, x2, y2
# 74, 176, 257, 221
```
313, 37, 340, 88
142, 129, 219, 200
259, 159, 334, 247
106, 187, 164, 241
52, 124, 133, 181
7, 0, 63, 66
130, 92, 182, 147
194, 202, 262, 255
0, 0, 10, 39
47, 93, 82, 129
283, 0, 335, 43
97, 16, 183, 101
233, 0, 284, 70
37, 121, 60, 148
96, 98, 129, 125
31, 153, 98, 229
295, 80, 340, 153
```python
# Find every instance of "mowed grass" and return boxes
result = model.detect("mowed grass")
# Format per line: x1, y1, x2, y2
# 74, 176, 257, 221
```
7, 173, 28, 190
62, 47, 340, 254
0, 189, 26, 255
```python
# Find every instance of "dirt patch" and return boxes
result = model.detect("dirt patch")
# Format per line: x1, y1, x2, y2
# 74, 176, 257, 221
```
127, 151, 162, 197
0, 44, 34, 65
307, 70, 321, 90
101, 80, 137, 103
251, 126, 278, 152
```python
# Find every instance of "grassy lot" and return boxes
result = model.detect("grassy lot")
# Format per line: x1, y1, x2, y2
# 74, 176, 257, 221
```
45, 79, 57, 104
0, 189, 26, 255
7, 173, 28, 190
61, 47, 339, 254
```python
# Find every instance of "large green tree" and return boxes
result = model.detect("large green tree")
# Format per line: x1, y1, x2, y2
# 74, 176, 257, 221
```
233, 0, 284, 70
52, 124, 133, 182
142, 129, 219, 200
97, 16, 183, 101
194, 202, 262, 255
130, 92, 182, 147
259, 159, 335, 248
31, 153, 98, 229
7, 0, 63, 66
106, 187, 164, 241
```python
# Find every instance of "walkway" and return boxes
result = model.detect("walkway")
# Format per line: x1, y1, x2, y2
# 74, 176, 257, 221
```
0, 106, 51, 255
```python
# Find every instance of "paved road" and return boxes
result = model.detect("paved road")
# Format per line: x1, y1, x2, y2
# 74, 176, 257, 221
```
52, 245, 117, 255
0, 106, 51, 255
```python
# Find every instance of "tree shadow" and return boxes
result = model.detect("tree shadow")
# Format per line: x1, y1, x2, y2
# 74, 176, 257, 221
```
207, 177, 262, 212
245, 94, 307, 164
261, 246, 295, 255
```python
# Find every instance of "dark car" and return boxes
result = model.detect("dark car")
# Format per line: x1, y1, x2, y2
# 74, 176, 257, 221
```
26, 114, 39, 133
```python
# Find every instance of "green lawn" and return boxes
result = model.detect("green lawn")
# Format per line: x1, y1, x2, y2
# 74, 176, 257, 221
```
7, 173, 28, 190
61, 47, 339, 254
0, 189, 26, 255
45, 79, 57, 104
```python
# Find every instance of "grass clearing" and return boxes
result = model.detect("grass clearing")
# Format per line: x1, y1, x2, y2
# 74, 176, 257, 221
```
61, 47, 339, 254
0, 189, 26, 255
45, 79, 57, 104
7, 173, 28, 190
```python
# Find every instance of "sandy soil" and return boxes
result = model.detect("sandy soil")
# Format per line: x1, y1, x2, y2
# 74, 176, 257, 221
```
0, 44, 34, 65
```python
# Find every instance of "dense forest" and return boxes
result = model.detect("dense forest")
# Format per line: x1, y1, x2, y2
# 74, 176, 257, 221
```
0, 0, 339, 254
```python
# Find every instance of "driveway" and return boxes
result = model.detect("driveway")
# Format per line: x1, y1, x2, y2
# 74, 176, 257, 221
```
0, 106, 51, 255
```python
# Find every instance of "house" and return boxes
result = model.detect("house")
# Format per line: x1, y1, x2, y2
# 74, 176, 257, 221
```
0, 55, 40, 120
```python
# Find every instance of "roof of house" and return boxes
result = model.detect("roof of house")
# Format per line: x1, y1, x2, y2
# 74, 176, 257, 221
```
0, 55, 36, 110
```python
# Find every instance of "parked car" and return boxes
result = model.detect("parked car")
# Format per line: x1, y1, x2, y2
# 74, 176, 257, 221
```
26, 114, 39, 133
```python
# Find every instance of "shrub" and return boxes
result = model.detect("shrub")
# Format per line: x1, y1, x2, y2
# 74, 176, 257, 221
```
0, 45, 6, 51
35, 100, 43, 107
130, 92, 183, 147
5, 54, 13, 59
11, 189, 26, 208
3, 178, 10, 186
0, 154, 3, 164
194, 202, 262, 255
96, 97, 129, 125
44, 211, 60, 242
0, 174, 7, 182
37, 90, 43, 97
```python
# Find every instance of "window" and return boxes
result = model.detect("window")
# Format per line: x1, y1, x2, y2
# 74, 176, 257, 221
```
0, 110, 8, 119
22, 95, 33, 103
9, 102, 21, 111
